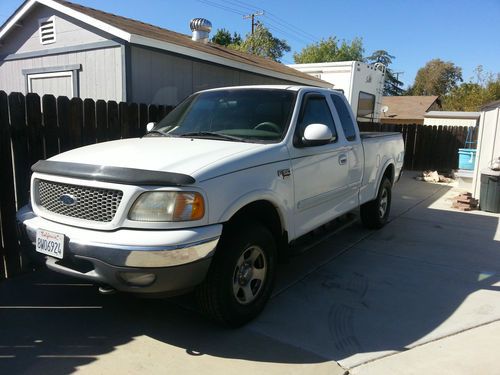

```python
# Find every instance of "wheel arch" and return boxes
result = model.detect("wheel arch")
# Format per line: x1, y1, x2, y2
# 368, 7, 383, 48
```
221, 197, 289, 261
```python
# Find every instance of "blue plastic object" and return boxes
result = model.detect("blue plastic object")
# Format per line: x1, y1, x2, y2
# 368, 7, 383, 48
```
458, 148, 476, 170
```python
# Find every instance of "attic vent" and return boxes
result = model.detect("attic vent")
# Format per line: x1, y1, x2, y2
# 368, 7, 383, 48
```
39, 17, 56, 45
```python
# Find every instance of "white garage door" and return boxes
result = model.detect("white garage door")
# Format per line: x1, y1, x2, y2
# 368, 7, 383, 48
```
28, 71, 73, 98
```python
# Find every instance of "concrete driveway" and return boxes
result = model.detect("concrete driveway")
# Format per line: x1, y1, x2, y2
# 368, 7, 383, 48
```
1, 172, 499, 374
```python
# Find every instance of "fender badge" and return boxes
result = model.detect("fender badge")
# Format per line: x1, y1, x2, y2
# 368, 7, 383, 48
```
277, 169, 291, 179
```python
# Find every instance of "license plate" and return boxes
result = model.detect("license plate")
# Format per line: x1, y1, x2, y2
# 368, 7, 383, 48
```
36, 229, 64, 259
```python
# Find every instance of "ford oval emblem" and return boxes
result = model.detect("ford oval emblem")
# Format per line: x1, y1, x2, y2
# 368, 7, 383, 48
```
59, 194, 77, 206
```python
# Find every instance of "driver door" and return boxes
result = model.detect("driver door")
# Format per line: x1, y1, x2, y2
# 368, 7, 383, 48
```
289, 92, 350, 238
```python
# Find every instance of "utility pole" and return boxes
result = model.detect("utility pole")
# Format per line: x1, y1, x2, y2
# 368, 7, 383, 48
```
243, 11, 264, 34
393, 71, 404, 83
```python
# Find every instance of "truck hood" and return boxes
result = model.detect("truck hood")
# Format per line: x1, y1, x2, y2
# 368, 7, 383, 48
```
49, 137, 264, 178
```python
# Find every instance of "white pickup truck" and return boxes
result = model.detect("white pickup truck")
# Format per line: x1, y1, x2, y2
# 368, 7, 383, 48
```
17, 85, 404, 326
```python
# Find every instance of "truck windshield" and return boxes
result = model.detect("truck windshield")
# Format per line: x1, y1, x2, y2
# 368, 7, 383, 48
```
149, 89, 296, 143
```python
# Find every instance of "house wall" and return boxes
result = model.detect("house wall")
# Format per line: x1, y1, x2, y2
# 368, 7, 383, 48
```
0, 3, 123, 101
129, 46, 298, 105
0, 4, 110, 55
423, 117, 478, 127
472, 107, 500, 199
0, 46, 124, 101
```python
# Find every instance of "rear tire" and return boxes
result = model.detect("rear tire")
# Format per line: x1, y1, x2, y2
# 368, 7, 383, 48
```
196, 221, 277, 327
360, 177, 392, 229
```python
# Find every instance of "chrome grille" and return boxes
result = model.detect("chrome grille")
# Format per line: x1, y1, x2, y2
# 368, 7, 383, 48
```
35, 179, 123, 222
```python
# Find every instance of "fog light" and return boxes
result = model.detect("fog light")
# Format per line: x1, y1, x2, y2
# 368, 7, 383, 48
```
119, 272, 156, 287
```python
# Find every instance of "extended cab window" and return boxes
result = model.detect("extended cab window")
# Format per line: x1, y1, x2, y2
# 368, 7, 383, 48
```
330, 94, 357, 141
297, 94, 337, 144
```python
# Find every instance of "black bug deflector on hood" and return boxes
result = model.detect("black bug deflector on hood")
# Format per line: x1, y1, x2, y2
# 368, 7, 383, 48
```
32, 160, 196, 186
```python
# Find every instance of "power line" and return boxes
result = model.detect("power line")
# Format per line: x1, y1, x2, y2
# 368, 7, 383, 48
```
195, 0, 246, 16
227, 0, 321, 41
204, 0, 320, 44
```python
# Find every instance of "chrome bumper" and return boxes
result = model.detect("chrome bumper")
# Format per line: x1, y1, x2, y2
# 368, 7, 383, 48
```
24, 224, 219, 268
17, 205, 222, 294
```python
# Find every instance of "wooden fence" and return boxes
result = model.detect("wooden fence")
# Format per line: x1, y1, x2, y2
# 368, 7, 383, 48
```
0, 90, 475, 279
0, 91, 173, 279
358, 122, 474, 171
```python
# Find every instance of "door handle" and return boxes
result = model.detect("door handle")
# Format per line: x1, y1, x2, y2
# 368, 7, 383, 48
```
339, 154, 348, 165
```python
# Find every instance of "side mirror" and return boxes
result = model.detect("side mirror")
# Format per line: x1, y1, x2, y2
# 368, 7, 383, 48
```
146, 122, 156, 132
302, 123, 333, 146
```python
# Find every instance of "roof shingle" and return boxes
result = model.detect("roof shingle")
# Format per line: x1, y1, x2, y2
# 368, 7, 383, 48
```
52, 0, 328, 86
381, 95, 440, 121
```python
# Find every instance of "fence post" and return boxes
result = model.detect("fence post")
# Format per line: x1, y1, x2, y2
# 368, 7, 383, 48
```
0, 92, 22, 276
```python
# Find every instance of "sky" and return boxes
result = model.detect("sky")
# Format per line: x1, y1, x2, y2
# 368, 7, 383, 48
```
1, 0, 499, 88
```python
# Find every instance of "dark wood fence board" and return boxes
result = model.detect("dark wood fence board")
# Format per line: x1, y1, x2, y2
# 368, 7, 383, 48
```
119, 102, 130, 139
148, 104, 159, 123
139, 103, 148, 136
107, 101, 120, 141
68, 98, 83, 150
42, 95, 59, 158
128, 103, 139, 138
95, 100, 107, 143
57, 96, 71, 152
9, 92, 30, 208
83, 98, 97, 146
26, 93, 44, 167
0, 91, 22, 276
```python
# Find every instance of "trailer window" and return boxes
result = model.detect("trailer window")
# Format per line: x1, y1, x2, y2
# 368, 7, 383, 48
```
330, 94, 356, 141
357, 92, 375, 122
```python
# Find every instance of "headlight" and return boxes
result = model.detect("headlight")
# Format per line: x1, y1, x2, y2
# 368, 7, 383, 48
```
128, 191, 205, 222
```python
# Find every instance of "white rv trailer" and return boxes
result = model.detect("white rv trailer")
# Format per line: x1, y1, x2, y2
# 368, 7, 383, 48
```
287, 61, 386, 122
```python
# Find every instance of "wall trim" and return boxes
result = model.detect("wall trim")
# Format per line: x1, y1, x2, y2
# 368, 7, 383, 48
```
22, 64, 81, 75
23, 64, 81, 97
121, 44, 131, 102
0, 40, 121, 62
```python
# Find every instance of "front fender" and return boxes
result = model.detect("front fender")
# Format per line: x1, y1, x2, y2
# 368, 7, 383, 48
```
218, 189, 291, 236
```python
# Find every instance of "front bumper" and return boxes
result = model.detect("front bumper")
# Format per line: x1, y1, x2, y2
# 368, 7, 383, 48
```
17, 205, 222, 295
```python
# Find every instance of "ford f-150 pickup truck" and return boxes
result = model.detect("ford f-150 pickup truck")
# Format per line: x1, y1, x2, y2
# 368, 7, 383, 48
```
17, 85, 404, 326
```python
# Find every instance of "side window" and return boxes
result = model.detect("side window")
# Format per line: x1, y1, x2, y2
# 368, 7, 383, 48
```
331, 94, 357, 141
297, 94, 337, 142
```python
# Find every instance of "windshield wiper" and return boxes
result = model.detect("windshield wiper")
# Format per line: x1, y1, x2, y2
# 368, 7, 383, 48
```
144, 130, 176, 138
179, 131, 248, 142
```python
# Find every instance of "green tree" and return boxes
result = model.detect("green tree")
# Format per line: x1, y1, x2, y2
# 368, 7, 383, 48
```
366, 50, 404, 96
211, 28, 242, 47
293, 36, 364, 63
232, 22, 290, 62
442, 66, 500, 111
408, 59, 463, 96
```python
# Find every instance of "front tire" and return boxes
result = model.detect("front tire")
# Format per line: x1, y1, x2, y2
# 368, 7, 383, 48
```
360, 177, 392, 229
196, 221, 277, 327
